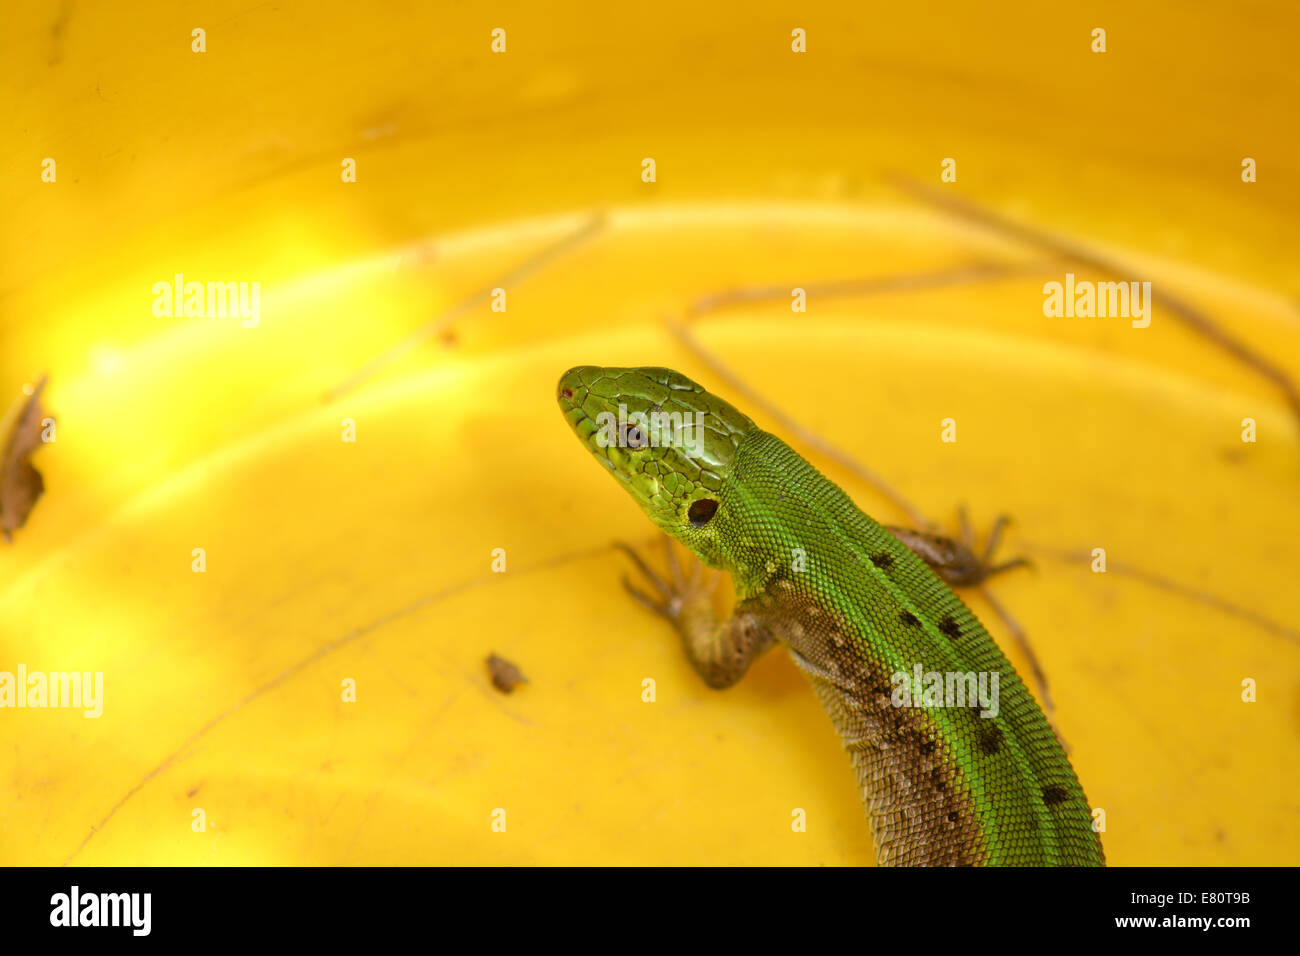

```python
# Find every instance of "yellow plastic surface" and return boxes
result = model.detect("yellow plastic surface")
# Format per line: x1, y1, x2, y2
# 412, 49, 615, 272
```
1, 2, 1297, 865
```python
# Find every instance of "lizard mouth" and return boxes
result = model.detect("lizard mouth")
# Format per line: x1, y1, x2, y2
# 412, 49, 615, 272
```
556, 366, 632, 485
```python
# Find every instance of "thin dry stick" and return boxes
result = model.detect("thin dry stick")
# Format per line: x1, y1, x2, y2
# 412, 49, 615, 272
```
1029, 545, 1299, 647
888, 174, 1300, 435
674, 258, 1073, 517
62, 539, 615, 865
686, 259, 1065, 317
665, 317, 930, 528
325, 211, 607, 402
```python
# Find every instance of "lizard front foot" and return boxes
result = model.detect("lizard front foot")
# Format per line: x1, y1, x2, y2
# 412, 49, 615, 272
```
612, 535, 773, 689
887, 506, 1032, 588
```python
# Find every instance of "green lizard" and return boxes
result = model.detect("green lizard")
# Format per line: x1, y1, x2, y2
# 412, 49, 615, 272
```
557, 365, 1104, 866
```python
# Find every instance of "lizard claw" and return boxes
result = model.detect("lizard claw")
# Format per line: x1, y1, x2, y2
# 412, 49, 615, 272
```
614, 540, 671, 598
621, 574, 670, 617
977, 512, 1034, 580
887, 508, 1033, 588
616, 535, 714, 623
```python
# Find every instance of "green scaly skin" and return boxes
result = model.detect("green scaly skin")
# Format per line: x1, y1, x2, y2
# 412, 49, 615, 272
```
558, 365, 1104, 867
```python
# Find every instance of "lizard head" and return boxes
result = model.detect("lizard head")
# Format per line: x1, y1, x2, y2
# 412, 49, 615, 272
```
557, 365, 755, 560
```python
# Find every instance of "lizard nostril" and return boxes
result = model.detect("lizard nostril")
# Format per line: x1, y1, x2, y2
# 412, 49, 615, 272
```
561, 387, 574, 400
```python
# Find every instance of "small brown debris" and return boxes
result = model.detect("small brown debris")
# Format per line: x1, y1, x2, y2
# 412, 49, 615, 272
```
1, 375, 52, 543
486, 653, 528, 694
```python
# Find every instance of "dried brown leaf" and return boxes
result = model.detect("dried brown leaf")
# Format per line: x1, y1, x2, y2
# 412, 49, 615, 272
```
485, 653, 528, 694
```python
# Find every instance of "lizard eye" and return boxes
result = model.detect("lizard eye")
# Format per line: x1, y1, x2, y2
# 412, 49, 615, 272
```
622, 423, 649, 448
687, 498, 719, 527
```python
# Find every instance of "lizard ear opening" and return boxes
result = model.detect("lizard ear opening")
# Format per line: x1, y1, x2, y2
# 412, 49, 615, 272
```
687, 498, 719, 528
